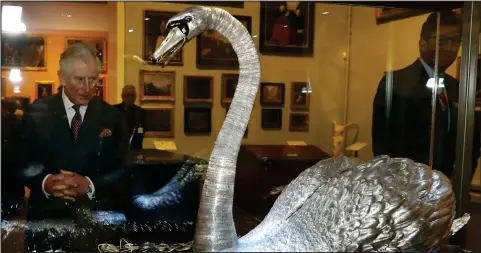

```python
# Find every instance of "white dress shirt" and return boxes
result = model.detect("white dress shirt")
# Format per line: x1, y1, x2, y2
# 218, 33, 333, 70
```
42, 90, 95, 199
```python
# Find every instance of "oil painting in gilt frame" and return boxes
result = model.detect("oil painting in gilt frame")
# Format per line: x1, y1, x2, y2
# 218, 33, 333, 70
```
1, 34, 47, 71
291, 82, 310, 110
65, 37, 107, 73
259, 2, 314, 56
260, 82, 285, 106
35, 81, 54, 100
289, 113, 309, 132
375, 8, 429, 24
261, 108, 283, 130
144, 107, 174, 137
140, 70, 175, 102
144, 10, 183, 66
196, 16, 252, 69
184, 107, 212, 135
184, 76, 213, 104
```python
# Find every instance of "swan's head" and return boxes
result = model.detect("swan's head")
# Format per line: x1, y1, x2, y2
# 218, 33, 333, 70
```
152, 6, 211, 67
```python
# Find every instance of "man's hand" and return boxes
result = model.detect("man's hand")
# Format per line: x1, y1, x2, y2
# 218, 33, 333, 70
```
59, 170, 91, 196
44, 173, 77, 201
44, 170, 91, 201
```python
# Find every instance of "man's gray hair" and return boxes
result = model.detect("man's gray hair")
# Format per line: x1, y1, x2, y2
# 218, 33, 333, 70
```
59, 42, 102, 75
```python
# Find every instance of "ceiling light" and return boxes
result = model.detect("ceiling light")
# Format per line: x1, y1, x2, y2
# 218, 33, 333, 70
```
322, 11, 329, 15
2, 6, 27, 32
128, 29, 134, 33
145, 17, 150, 21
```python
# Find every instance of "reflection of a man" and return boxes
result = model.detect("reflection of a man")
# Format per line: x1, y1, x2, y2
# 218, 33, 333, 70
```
270, 1, 305, 46
372, 11, 479, 179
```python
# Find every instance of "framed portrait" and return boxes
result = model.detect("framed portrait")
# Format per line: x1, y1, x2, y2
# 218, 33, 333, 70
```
169, 2, 244, 8
226, 105, 248, 138
221, 73, 239, 105
184, 76, 213, 104
261, 108, 282, 130
140, 70, 175, 102
184, 107, 212, 135
65, 37, 107, 73
144, 107, 174, 137
144, 10, 183, 66
291, 82, 310, 110
259, 2, 314, 56
260, 82, 285, 106
289, 113, 309, 132
95, 77, 106, 100
1, 34, 46, 71
196, 16, 252, 69
375, 8, 429, 24
35, 81, 54, 100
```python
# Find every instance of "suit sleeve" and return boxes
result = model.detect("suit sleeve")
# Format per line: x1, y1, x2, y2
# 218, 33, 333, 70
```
18, 103, 55, 193
372, 75, 392, 156
86, 109, 129, 200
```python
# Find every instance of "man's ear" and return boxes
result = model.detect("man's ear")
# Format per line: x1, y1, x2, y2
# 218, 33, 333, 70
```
419, 39, 428, 53
57, 70, 63, 84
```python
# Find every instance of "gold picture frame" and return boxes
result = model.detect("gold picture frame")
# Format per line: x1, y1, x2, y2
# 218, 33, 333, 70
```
139, 70, 176, 102
34, 80, 54, 100
1, 34, 47, 71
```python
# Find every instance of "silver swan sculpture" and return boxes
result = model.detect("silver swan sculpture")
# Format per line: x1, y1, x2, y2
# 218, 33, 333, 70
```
153, 6, 467, 252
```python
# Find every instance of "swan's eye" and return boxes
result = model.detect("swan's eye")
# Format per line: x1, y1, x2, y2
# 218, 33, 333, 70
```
185, 16, 192, 22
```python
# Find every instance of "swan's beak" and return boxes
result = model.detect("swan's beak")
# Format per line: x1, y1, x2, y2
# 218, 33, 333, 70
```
152, 26, 186, 67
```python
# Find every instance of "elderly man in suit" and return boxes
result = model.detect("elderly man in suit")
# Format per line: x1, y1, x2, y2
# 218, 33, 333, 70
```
114, 85, 146, 150
18, 42, 129, 220
372, 11, 480, 179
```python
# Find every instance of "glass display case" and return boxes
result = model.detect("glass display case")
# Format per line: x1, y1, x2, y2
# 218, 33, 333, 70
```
1, 1, 479, 252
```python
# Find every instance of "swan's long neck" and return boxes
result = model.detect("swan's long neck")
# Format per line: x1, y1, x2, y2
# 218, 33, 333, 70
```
193, 8, 260, 252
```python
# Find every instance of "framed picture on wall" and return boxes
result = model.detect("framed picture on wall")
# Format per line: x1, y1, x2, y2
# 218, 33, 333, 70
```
290, 82, 310, 110
226, 105, 248, 138
144, 10, 183, 66
184, 107, 212, 135
144, 107, 174, 137
35, 81, 54, 100
289, 113, 309, 132
1, 34, 47, 71
184, 76, 213, 104
375, 8, 429, 24
261, 108, 282, 130
65, 37, 107, 73
140, 70, 175, 102
196, 16, 252, 69
221, 73, 239, 105
260, 82, 285, 106
259, 2, 314, 56
95, 77, 106, 100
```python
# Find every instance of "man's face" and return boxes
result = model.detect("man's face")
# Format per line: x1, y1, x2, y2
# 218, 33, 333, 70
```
122, 89, 137, 106
420, 25, 462, 71
58, 58, 99, 106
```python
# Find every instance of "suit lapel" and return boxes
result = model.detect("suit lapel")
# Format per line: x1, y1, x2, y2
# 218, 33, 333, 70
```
51, 93, 74, 147
76, 97, 102, 149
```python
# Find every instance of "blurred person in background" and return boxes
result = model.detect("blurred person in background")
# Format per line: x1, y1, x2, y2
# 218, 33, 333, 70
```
114, 85, 146, 150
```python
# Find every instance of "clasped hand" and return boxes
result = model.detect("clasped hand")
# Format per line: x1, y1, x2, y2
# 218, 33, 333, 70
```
44, 169, 91, 201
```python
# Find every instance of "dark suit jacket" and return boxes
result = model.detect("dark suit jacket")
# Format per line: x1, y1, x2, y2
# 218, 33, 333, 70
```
372, 59, 480, 178
113, 103, 146, 150
18, 93, 129, 220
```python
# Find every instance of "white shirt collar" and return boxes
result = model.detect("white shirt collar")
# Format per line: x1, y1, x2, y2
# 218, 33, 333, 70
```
419, 57, 444, 78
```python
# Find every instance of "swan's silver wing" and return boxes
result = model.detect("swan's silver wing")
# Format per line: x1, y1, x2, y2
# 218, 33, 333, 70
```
238, 156, 455, 252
